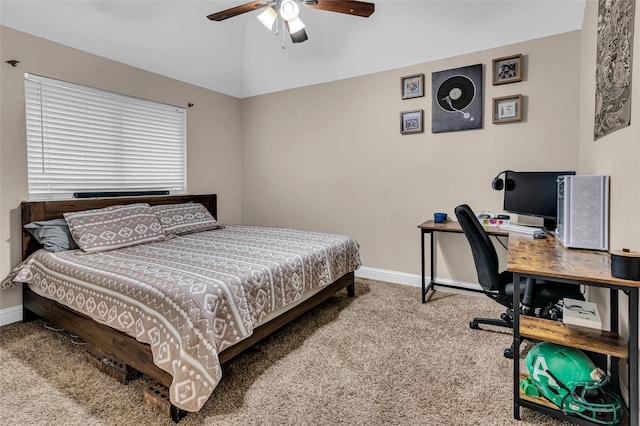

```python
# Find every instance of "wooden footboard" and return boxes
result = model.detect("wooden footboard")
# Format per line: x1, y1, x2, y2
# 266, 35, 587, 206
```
23, 271, 355, 389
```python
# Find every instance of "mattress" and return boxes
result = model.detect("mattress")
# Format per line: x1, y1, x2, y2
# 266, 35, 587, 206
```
6, 225, 361, 411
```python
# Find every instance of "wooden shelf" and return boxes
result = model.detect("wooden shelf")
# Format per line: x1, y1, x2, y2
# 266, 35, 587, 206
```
520, 316, 628, 359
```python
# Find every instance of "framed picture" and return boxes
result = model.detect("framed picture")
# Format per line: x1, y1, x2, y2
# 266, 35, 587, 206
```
400, 109, 424, 134
401, 73, 424, 99
493, 94, 523, 124
492, 54, 523, 85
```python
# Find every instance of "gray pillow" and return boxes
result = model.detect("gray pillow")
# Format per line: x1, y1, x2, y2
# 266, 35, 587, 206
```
24, 218, 79, 252
151, 203, 222, 235
64, 203, 165, 253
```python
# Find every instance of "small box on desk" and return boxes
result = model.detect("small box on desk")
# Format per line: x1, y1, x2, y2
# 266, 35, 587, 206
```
563, 298, 602, 329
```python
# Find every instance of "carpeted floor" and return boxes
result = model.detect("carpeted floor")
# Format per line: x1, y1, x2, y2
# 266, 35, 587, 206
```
0, 278, 568, 425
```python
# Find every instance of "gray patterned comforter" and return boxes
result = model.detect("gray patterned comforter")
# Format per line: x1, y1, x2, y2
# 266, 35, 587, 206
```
5, 225, 361, 411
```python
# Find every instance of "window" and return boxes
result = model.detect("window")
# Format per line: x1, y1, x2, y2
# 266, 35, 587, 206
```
24, 73, 186, 199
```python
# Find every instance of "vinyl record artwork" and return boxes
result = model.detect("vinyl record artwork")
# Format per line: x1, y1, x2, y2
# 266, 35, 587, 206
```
431, 64, 483, 133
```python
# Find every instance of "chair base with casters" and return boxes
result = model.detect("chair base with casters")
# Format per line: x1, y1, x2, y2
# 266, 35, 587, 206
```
470, 313, 518, 358
469, 301, 564, 359
469, 309, 513, 330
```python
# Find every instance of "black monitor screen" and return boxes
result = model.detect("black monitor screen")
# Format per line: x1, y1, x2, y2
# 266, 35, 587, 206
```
503, 171, 576, 221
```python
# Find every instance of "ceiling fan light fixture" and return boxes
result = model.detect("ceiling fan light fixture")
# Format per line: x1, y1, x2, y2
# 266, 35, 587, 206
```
288, 26, 308, 43
257, 6, 277, 30
279, 0, 299, 21
287, 16, 305, 34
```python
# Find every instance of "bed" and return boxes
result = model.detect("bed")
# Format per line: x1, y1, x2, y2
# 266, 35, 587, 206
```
4, 193, 360, 414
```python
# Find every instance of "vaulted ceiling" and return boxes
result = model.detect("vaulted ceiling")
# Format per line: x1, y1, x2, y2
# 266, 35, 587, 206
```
1, 1, 586, 98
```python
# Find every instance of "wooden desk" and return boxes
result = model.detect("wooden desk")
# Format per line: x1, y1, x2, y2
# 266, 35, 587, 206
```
507, 233, 639, 425
418, 220, 507, 302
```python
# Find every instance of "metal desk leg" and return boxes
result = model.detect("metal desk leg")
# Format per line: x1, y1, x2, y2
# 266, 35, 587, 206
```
430, 230, 435, 290
610, 288, 620, 395
610, 288, 619, 332
421, 230, 426, 303
421, 229, 435, 303
513, 272, 521, 420
629, 288, 638, 426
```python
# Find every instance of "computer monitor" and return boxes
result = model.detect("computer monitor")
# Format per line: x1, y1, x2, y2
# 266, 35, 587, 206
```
503, 171, 576, 229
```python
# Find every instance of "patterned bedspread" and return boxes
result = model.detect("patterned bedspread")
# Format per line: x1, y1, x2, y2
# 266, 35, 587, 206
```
5, 225, 360, 411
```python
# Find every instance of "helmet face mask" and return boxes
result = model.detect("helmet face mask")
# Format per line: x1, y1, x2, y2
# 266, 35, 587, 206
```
525, 342, 622, 425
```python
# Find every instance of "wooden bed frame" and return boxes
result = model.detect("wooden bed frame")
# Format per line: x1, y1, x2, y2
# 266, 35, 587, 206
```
21, 193, 355, 394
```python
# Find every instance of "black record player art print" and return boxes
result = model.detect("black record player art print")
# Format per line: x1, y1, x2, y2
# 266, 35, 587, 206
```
431, 64, 483, 133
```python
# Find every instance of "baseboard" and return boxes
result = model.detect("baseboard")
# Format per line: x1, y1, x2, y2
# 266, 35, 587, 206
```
355, 266, 481, 292
0, 305, 22, 326
355, 267, 421, 287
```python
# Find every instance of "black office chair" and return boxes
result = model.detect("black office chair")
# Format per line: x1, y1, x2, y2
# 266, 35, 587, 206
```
454, 204, 584, 356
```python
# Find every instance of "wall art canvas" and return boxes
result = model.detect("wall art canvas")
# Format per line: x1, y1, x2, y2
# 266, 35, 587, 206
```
431, 64, 483, 133
594, 0, 635, 140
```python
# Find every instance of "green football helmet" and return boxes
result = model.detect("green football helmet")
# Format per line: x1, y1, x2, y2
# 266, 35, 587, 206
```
524, 342, 622, 425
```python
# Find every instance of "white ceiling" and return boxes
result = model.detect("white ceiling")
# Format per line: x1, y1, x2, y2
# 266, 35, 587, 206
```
1, 1, 586, 98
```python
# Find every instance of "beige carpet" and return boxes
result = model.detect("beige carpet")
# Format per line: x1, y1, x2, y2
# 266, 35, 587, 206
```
0, 278, 568, 426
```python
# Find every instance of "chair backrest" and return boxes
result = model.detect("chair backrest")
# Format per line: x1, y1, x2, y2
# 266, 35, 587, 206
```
454, 204, 501, 293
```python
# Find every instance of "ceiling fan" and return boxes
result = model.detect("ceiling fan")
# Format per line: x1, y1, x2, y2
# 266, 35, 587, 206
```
207, 0, 375, 44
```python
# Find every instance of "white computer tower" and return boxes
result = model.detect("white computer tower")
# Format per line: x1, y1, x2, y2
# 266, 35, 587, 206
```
557, 175, 609, 251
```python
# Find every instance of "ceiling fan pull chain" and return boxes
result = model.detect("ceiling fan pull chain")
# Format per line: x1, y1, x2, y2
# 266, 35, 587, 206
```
282, 22, 286, 49
276, 0, 282, 37
279, 10, 286, 49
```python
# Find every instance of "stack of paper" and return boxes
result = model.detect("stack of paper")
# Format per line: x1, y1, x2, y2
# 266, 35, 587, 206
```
563, 298, 602, 329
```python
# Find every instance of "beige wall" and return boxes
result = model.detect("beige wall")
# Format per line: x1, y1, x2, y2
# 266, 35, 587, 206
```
578, 0, 640, 404
0, 26, 244, 312
241, 31, 582, 284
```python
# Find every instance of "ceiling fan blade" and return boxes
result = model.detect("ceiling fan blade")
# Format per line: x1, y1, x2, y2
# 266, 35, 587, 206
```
303, 0, 375, 18
207, 1, 272, 21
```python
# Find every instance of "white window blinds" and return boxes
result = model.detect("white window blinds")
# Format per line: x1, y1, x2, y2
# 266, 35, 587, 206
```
24, 73, 186, 199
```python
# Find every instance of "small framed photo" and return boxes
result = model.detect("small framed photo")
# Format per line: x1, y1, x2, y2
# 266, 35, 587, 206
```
401, 73, 424, 99
400, 109, 424, 134
493, 94, 523, 124
492, 54, 523, 85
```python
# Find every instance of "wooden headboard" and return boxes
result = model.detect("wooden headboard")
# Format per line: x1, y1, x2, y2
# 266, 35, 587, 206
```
21, 193, 217, 260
